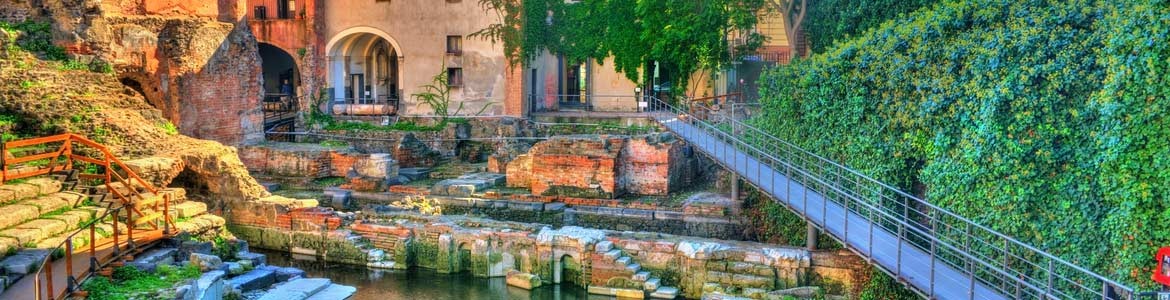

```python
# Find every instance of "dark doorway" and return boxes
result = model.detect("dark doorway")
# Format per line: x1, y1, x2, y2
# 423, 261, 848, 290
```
258, 43, 298, 142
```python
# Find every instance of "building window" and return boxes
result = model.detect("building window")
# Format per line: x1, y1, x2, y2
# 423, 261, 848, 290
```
253, 6, 267, 19
446, 36, 462, 55
276, 0, 291, 19
447, 68, 463, 87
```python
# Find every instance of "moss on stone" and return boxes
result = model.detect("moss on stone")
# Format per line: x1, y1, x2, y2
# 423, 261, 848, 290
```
541, 185, 612, 199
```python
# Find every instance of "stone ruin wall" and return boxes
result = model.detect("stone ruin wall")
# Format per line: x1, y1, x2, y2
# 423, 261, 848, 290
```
8, 0, 265, 145
230, 216, 866, 299
506, 134, 697, 198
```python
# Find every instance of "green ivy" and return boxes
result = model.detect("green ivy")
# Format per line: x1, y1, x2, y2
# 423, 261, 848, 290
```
472, 0, 764, 95
754, 0, 1170, 290
804, 0, 938, 53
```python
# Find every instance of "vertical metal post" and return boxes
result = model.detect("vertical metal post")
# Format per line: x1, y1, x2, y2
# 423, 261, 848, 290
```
807, 223, 818, 250
931, 213, 937, 298
1053, 258, 1062, 296
968, 222, 976, 300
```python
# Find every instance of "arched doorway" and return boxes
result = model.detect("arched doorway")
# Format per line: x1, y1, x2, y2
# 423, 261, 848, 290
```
258, 43, 298, 141
554, 254, 581, 285
259, 43, 298, 98
325, 28, 401, 116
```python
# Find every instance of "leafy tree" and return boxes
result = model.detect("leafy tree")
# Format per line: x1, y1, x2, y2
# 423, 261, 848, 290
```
472, 0, 765, 97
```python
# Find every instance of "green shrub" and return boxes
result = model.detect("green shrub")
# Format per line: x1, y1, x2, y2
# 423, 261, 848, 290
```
754, 0, 1169, 289
158, 121, 178, 135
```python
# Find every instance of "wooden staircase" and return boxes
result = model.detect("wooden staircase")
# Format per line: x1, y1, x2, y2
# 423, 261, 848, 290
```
0, 133, 179, 299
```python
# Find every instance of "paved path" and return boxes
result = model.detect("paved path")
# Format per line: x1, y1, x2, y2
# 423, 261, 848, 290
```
652, 112, 1006, 300
1, 230, 165, 300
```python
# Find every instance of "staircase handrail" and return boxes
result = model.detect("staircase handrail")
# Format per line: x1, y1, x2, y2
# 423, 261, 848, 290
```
648, 96, 1136, 299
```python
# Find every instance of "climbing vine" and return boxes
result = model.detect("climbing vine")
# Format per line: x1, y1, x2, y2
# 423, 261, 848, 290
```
753, 0, 1170, 290
472, 0, 765, 96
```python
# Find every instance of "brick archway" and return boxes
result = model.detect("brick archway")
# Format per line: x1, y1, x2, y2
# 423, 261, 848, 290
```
324, 27, 403, 115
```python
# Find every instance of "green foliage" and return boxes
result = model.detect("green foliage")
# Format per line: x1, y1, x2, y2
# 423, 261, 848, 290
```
754, 0, 1170, 289
158, 121, 178, 135
411, 66, 491, 119
472, 0, 764, 92
296, 47, 307, 59
57, 59, 89, 71
84, 265, 201, 300
312, 176, 347, 187
19, 80, 40, 90
319, 140, 348, 147
858, 267, 917, 300
804, 0, 938, 53
0, 21, 67, 61
212, 236, 239, 261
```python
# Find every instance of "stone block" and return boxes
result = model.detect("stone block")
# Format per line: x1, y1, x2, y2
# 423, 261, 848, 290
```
18, 195, 69, 214
190, 253, 223, 272
275, 267, 306, 281
0, 249, 49, 275
226, 262, 245, 275
0, 227, 42, 244
305, 284, 358, 300
398, 168, 431, 181
237, 251, 268, 267
195, 270, 226, 300
129, 247, 177, 272
650, 286, 679, 299
506, 272, 541, 290
0, 184, 39, 204
257, 278, 332, 300
24, 178, 61, 195
171, 201, 208, 218
0, 204, 40, 229
230, 268, 277, 292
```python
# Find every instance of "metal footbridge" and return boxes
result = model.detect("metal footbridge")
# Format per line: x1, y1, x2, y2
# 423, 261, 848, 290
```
643, 98, 1134, 300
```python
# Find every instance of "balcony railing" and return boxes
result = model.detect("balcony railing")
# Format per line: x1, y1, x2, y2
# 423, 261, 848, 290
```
528, 94, 647, 113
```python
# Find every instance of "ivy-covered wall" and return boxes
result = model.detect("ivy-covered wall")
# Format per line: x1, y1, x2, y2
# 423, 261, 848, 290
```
755, 0, 1170, 288
803, 0, 938, 53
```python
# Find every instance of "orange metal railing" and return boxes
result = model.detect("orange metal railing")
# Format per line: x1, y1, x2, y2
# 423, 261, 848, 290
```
0, 133, 176, 300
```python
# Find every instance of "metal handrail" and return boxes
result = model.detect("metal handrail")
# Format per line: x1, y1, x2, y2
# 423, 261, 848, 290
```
644, 97, 1136, 299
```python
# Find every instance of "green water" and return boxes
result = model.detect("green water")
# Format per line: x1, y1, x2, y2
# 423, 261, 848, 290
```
257, 249, 613, 300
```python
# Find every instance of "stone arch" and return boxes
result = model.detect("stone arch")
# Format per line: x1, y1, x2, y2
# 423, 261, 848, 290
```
258, 42, 300, 98
324, 27, 403, 115
456, 241, 473, 273
554, 253, 582, 285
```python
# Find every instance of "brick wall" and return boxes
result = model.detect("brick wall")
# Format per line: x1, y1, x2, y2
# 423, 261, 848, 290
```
506, 134, 694, 199
230, 204, 341, 231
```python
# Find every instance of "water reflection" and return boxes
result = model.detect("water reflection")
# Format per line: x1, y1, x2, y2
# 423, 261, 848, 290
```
257, 248, 617, 300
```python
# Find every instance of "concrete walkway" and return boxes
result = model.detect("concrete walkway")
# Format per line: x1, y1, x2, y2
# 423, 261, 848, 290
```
652, 112, 1006, 300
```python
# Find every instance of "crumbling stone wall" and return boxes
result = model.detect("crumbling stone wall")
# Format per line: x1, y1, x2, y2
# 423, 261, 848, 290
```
105, 16, 264, 145
238, 144, 399, 191
0, 0, 33, 23
506, 134, 696, 199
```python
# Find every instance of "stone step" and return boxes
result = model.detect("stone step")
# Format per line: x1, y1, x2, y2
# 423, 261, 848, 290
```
229, 268, 277, 292
169, 201, 207, 219
305, 284, 357, 300
644, 278, 660, 291
0, 249, 49, 279
603, 250, 621, 260
174, 214, 226, 234
616, 256, 631, 265
257, 278, 333, 300
587, 286, 645, 299
595, 240, 613, 252
649, 286, 679, 299
626, 263, 641, 273
633, 271, 651, 281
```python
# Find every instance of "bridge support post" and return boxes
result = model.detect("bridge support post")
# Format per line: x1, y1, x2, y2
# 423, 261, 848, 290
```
807, 223, 818, 250
731, 174, 740, 202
